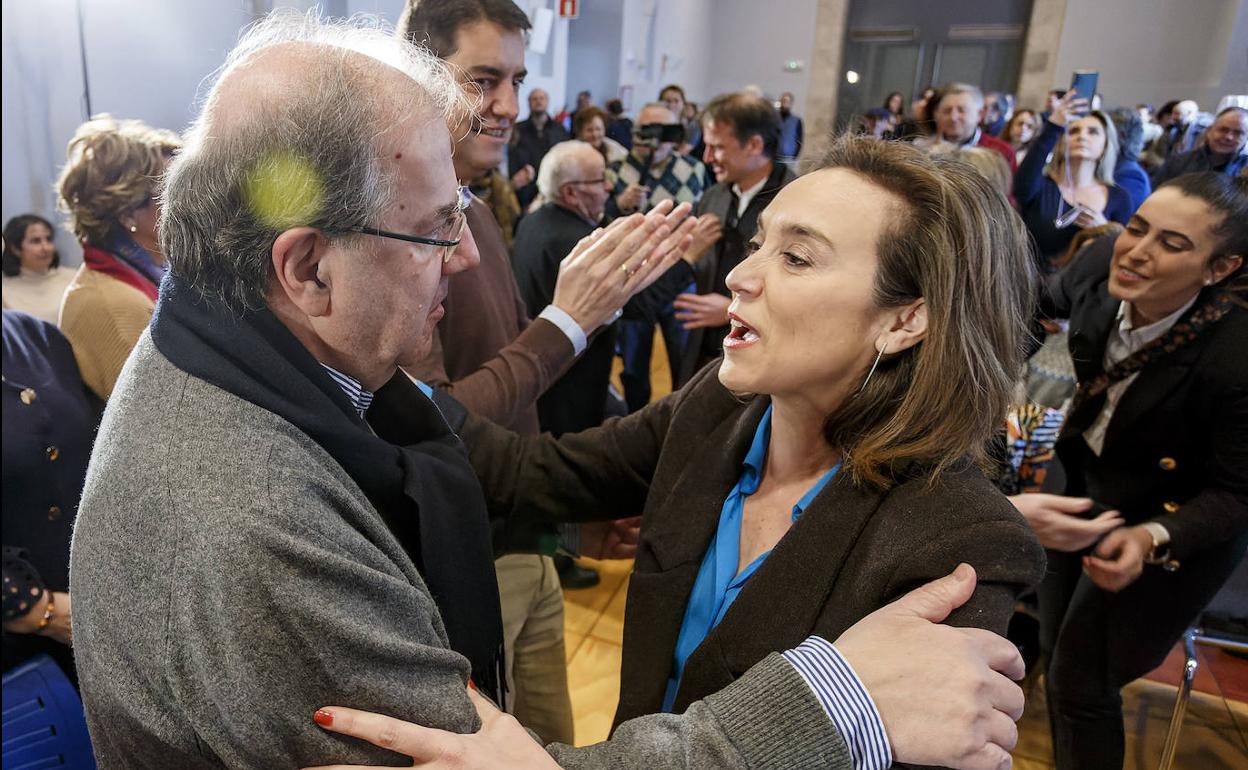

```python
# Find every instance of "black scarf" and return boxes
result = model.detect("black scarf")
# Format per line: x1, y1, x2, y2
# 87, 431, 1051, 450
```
149, 276, 505, 704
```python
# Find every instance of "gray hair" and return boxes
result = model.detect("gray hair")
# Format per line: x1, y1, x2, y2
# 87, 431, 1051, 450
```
161, 10, 475, 312
938, 83, 985, 109
536, 140, 597, 200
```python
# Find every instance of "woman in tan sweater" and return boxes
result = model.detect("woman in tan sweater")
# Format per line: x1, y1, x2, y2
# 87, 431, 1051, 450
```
56, 115, 181, 400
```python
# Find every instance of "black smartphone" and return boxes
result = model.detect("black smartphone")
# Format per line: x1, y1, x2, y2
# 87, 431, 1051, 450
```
1069, 70, 1099, 114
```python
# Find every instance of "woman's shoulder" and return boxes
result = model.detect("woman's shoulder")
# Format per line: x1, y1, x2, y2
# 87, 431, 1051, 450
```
884, 461, 1028, 528
63, 265, 154, 314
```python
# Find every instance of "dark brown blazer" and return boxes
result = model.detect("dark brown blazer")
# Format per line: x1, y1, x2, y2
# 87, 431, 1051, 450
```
462, 361, 1046, 730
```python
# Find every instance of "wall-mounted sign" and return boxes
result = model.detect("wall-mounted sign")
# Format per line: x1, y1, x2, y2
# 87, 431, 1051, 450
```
558, 0, 579, 19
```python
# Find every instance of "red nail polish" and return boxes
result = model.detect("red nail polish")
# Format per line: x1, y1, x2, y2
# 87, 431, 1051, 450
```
313, 709, 334, 726
467, 679, 476, 691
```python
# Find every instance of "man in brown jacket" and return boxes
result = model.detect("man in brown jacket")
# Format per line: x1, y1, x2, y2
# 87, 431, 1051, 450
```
399, 0, 688, 744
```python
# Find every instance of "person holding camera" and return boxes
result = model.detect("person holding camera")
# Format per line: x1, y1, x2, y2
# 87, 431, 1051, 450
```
1013, 93, 1134, 272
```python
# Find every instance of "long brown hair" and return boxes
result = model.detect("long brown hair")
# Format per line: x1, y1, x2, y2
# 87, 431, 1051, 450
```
816, 135, 1037, 488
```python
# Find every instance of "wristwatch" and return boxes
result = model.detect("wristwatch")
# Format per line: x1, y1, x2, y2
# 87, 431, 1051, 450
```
1141, 522, 1179, 572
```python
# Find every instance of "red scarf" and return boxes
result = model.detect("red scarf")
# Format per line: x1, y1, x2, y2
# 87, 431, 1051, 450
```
82, 243, 159, 302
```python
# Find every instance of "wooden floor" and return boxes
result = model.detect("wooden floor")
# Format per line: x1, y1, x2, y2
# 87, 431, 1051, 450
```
564, 331, 1248, 767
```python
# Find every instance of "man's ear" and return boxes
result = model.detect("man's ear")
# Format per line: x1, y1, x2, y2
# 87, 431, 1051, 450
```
746, 134, 765, 158
271, 227, 333, 317
879, 299, 928, 355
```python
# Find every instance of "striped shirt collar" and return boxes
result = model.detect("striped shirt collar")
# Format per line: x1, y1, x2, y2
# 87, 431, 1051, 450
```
319, 363, 374, 419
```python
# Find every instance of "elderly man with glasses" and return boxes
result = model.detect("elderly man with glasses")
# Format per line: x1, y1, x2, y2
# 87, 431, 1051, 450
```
68, 9, 691, 768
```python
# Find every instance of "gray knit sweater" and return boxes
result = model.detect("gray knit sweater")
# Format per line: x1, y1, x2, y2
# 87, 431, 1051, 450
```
70, 333, 850, 769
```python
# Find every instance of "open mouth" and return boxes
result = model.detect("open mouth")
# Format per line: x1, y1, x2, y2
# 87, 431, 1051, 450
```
1115, 265, 1148, 283
723, 315, 760, 349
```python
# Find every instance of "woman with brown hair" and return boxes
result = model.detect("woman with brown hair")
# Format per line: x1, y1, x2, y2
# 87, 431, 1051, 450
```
56, 114, 181, 400
1, 214, 73, 324
1004, 108, 1040, 163
572, 105, 628, 166
305, 134, 1046, 769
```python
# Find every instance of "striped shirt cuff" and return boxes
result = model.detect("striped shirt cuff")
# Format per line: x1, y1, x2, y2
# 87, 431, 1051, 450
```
538, 305, 588, 356
782, 636, 892, 770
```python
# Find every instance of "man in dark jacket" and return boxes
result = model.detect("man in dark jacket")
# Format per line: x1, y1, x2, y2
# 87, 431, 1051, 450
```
511, 141, 616, 437
1152, 107, 1248, 186
510, 88, 569, 208
673, 92, 796, 386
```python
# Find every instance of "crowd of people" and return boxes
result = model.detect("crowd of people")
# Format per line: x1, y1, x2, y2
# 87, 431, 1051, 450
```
2, 1, 1245, 769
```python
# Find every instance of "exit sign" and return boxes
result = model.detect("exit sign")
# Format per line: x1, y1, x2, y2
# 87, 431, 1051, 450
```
559, 0, 579, 19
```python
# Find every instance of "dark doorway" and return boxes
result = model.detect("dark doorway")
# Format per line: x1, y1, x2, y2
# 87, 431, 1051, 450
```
836, 0, 1033, 127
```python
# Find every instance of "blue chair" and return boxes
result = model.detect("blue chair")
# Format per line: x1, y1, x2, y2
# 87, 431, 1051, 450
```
2, 654, 97, 769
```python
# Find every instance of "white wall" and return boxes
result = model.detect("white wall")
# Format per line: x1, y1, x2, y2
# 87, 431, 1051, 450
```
616, 0, 713, 110
1052, 0, 1246, 110
611, 0, 819, 116
1, 0, 257, 266
2, 0, 88, 264
565, 0, 625, 112
706, 0, 818, 113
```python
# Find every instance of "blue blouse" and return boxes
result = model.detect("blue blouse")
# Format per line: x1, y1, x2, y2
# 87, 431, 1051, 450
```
662, 404, 840, 711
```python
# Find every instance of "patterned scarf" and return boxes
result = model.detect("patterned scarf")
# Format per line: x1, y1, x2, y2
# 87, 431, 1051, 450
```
1070, 289, 1235, 415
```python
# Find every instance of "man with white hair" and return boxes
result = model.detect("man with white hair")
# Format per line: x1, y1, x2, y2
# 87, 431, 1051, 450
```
1153, 106, 1248, 185
512, 141, 622, 435
915, 82, 1017, 171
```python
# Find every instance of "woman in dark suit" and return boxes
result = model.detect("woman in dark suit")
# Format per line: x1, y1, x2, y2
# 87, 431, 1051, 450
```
3, 310, 101, 681
1013, 172, 1247, 770
307, 135, 1047, 769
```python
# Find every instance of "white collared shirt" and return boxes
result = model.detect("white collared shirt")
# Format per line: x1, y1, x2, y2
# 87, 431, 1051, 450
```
732, 175, 769, 220
1082, 296, 1199, 456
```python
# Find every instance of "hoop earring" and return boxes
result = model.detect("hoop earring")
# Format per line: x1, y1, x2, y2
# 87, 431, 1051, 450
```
856, 343, 887, 397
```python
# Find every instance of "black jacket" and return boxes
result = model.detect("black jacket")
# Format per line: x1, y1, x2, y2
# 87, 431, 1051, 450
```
511, 203, 616, 435
1042, 234, 1248, 562
509, 115, 570, 207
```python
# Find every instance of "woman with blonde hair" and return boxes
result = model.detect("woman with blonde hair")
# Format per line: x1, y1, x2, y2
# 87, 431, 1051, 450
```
1014, 95, 1132, 271
930, 145, 1013, 200
56, 114, 180, 399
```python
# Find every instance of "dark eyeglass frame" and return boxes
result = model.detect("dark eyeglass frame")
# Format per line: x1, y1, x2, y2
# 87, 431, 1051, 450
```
563, 178, 608, 188
325, 186, 471, 263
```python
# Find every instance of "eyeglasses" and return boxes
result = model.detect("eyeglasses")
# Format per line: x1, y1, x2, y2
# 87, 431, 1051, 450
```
326, 186, 471, 263
564, 178, 607, 188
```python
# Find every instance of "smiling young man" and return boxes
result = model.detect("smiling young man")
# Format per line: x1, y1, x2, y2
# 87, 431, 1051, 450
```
1015, 172, 1248, 770
399, 0, 697, 744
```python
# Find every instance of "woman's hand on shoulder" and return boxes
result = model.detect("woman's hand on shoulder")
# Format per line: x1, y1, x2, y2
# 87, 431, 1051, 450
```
303, 688, 559, 770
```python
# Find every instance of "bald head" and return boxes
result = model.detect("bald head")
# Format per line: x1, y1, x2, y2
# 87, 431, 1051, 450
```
161, 11, 472, 312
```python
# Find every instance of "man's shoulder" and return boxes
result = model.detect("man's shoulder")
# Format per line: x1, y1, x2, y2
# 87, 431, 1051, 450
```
99, 335, 354, 500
